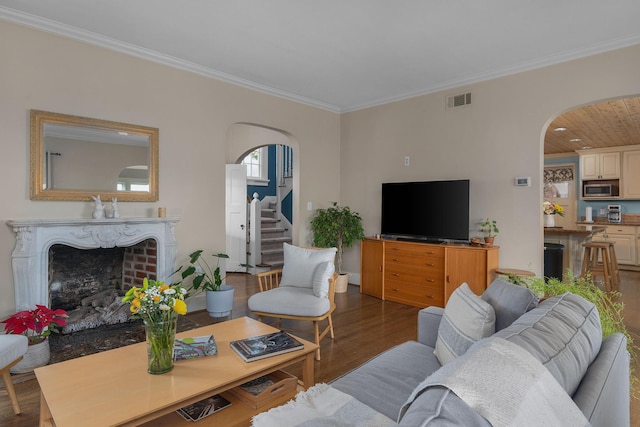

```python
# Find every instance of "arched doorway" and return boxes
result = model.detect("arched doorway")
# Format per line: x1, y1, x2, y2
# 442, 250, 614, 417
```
543, 96, 640, 275
225, 123, 299, 272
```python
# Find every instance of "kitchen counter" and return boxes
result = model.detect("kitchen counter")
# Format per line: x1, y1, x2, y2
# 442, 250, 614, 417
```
544, 225, 607, 234
544, 225, 606, 277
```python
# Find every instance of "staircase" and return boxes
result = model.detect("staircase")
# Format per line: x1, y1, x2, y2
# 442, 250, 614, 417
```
259, 201, 291, 268
248, 198, 291, 272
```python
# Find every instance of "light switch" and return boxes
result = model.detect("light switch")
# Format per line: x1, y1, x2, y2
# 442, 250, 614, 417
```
307, 202, 313, 211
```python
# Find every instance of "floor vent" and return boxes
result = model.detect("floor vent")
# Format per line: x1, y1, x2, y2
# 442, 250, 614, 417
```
446, 92, 472, 109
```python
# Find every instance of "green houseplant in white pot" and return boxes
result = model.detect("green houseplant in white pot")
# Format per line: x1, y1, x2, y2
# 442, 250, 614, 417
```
311, 202, 365, 293
177, 251, 236, 318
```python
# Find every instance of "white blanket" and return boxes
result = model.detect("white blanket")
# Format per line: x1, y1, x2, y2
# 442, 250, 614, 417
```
252, 383, 396, 427
399, 337, 590, 427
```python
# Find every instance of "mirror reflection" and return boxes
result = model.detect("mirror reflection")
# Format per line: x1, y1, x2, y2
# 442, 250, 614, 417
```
31, 110, 159, 201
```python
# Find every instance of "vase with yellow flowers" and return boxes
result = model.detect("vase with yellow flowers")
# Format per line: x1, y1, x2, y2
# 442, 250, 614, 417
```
543, 201, 565, 228
122, 278, 187, 374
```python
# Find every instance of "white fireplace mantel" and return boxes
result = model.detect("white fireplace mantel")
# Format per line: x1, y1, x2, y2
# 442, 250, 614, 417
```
6, 217, 179, 311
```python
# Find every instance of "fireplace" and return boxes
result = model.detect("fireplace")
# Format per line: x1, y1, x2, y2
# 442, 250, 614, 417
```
49, 239, 160, 333
6, 218, 179, 317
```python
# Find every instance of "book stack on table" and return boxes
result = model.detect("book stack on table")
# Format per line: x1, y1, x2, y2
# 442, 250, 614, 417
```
229, 331, 303, 362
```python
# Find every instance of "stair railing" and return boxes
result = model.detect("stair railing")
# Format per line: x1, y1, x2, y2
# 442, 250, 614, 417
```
248, 193, 262, 270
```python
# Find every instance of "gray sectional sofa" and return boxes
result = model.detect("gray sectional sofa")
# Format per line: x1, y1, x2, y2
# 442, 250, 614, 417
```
331, 279, 630, 426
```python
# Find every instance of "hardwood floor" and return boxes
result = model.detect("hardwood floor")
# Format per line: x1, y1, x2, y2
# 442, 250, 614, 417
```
1, 271, 638, 426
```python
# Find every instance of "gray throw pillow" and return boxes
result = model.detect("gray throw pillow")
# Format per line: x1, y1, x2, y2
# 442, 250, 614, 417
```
481, 279, 539, 331
434, 283, 496, 365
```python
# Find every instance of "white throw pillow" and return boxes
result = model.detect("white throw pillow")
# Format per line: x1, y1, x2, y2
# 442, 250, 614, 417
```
312, 261, 335, 298
434, 283, 496, 365
280, 243, 337, 289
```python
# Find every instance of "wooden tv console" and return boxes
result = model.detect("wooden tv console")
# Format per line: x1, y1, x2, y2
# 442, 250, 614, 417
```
360, 238, 499, 308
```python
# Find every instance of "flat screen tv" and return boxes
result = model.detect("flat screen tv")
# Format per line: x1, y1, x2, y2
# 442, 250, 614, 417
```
381, 179, 470, 242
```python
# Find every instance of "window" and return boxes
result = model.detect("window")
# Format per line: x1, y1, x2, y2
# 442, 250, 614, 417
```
242, 147, 269, 186
544, 166, 574, 199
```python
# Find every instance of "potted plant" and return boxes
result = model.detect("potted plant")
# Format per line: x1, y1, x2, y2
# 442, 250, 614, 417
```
176, 251, 245, 318
1, 305, 68, 373
311, 202, 365, 293
480, 218, 499, 246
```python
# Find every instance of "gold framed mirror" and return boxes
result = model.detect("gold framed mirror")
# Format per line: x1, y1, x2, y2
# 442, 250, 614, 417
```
30, 110, 159, 201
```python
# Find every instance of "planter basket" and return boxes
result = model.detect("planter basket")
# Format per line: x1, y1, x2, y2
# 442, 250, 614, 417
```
10, 338, 50, 374
335, 274, 349, 293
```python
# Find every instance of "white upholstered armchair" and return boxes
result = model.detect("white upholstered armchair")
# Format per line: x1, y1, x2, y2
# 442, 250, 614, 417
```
248, 244, 338, 361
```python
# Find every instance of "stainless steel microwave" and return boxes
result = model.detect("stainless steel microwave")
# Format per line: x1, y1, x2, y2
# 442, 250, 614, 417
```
583, 183, 613, 197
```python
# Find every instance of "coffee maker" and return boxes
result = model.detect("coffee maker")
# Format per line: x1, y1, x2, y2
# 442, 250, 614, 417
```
607, 204, 621, 223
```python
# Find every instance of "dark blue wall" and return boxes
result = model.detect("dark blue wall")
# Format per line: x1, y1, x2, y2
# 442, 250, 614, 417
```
246, 145, 293, 224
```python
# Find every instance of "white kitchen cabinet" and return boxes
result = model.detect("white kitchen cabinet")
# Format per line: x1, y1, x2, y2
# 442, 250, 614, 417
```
592, 225, 636, 265
622, 150, 640, 199
580, 152, 620, 180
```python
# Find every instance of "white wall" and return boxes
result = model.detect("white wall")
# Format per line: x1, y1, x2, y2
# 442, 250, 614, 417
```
340, 44, 640, 281
0, 20, 340, 318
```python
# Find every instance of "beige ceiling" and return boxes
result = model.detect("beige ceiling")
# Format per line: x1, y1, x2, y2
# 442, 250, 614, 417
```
1, 1, 640, 112
545, 97, 640, 155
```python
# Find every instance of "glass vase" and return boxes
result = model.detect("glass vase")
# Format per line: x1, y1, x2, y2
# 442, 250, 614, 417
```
144, 316, 177, 374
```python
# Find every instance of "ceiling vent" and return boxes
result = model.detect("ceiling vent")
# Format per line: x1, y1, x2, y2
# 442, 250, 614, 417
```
446, 92, 472, 110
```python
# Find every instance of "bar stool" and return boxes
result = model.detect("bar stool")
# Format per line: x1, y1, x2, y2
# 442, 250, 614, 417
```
581, 242, 618, 291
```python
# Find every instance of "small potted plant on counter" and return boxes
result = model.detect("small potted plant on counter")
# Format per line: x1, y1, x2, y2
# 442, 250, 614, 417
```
480, 218, 499, 247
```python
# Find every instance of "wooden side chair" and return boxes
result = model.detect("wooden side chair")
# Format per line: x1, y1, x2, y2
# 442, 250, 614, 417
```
0, 334, 29, 414
249, 244, 338, 361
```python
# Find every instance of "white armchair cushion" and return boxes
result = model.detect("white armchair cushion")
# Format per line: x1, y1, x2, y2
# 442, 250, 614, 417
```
280, 243, 337, 289
312, 261, 335, 298
0, 334, 29, 370
248, 287, 331, 317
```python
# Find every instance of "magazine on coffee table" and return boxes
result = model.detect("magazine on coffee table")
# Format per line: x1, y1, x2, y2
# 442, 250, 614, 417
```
230, 331, 304, 362
176, 394, 231, 421
173, 335, 217, 361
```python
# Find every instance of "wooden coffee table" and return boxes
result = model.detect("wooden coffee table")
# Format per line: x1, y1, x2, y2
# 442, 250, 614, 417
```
35, 316, 317, 427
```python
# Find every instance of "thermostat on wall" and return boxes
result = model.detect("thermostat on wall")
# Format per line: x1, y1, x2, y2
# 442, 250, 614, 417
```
515, 177, 531, 187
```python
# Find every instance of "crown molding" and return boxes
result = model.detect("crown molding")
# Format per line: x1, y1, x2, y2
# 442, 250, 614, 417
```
342, 35, 640, 113
2, 6, 640, 114
0, 6, 343, 113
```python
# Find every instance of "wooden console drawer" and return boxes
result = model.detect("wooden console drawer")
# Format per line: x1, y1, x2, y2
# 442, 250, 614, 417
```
385, 255, 444, 275
385, 265, 444, 286
385, 242, 445, 258
385, 281, 444, 307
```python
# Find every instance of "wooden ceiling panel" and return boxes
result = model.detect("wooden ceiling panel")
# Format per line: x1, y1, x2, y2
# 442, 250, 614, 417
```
545, 97, 640, 155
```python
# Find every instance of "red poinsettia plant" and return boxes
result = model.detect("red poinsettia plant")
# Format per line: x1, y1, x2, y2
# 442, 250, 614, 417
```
1, 305, 68, 345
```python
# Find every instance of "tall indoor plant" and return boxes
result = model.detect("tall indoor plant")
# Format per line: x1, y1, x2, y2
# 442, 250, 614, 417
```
311, 202, 365, 292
